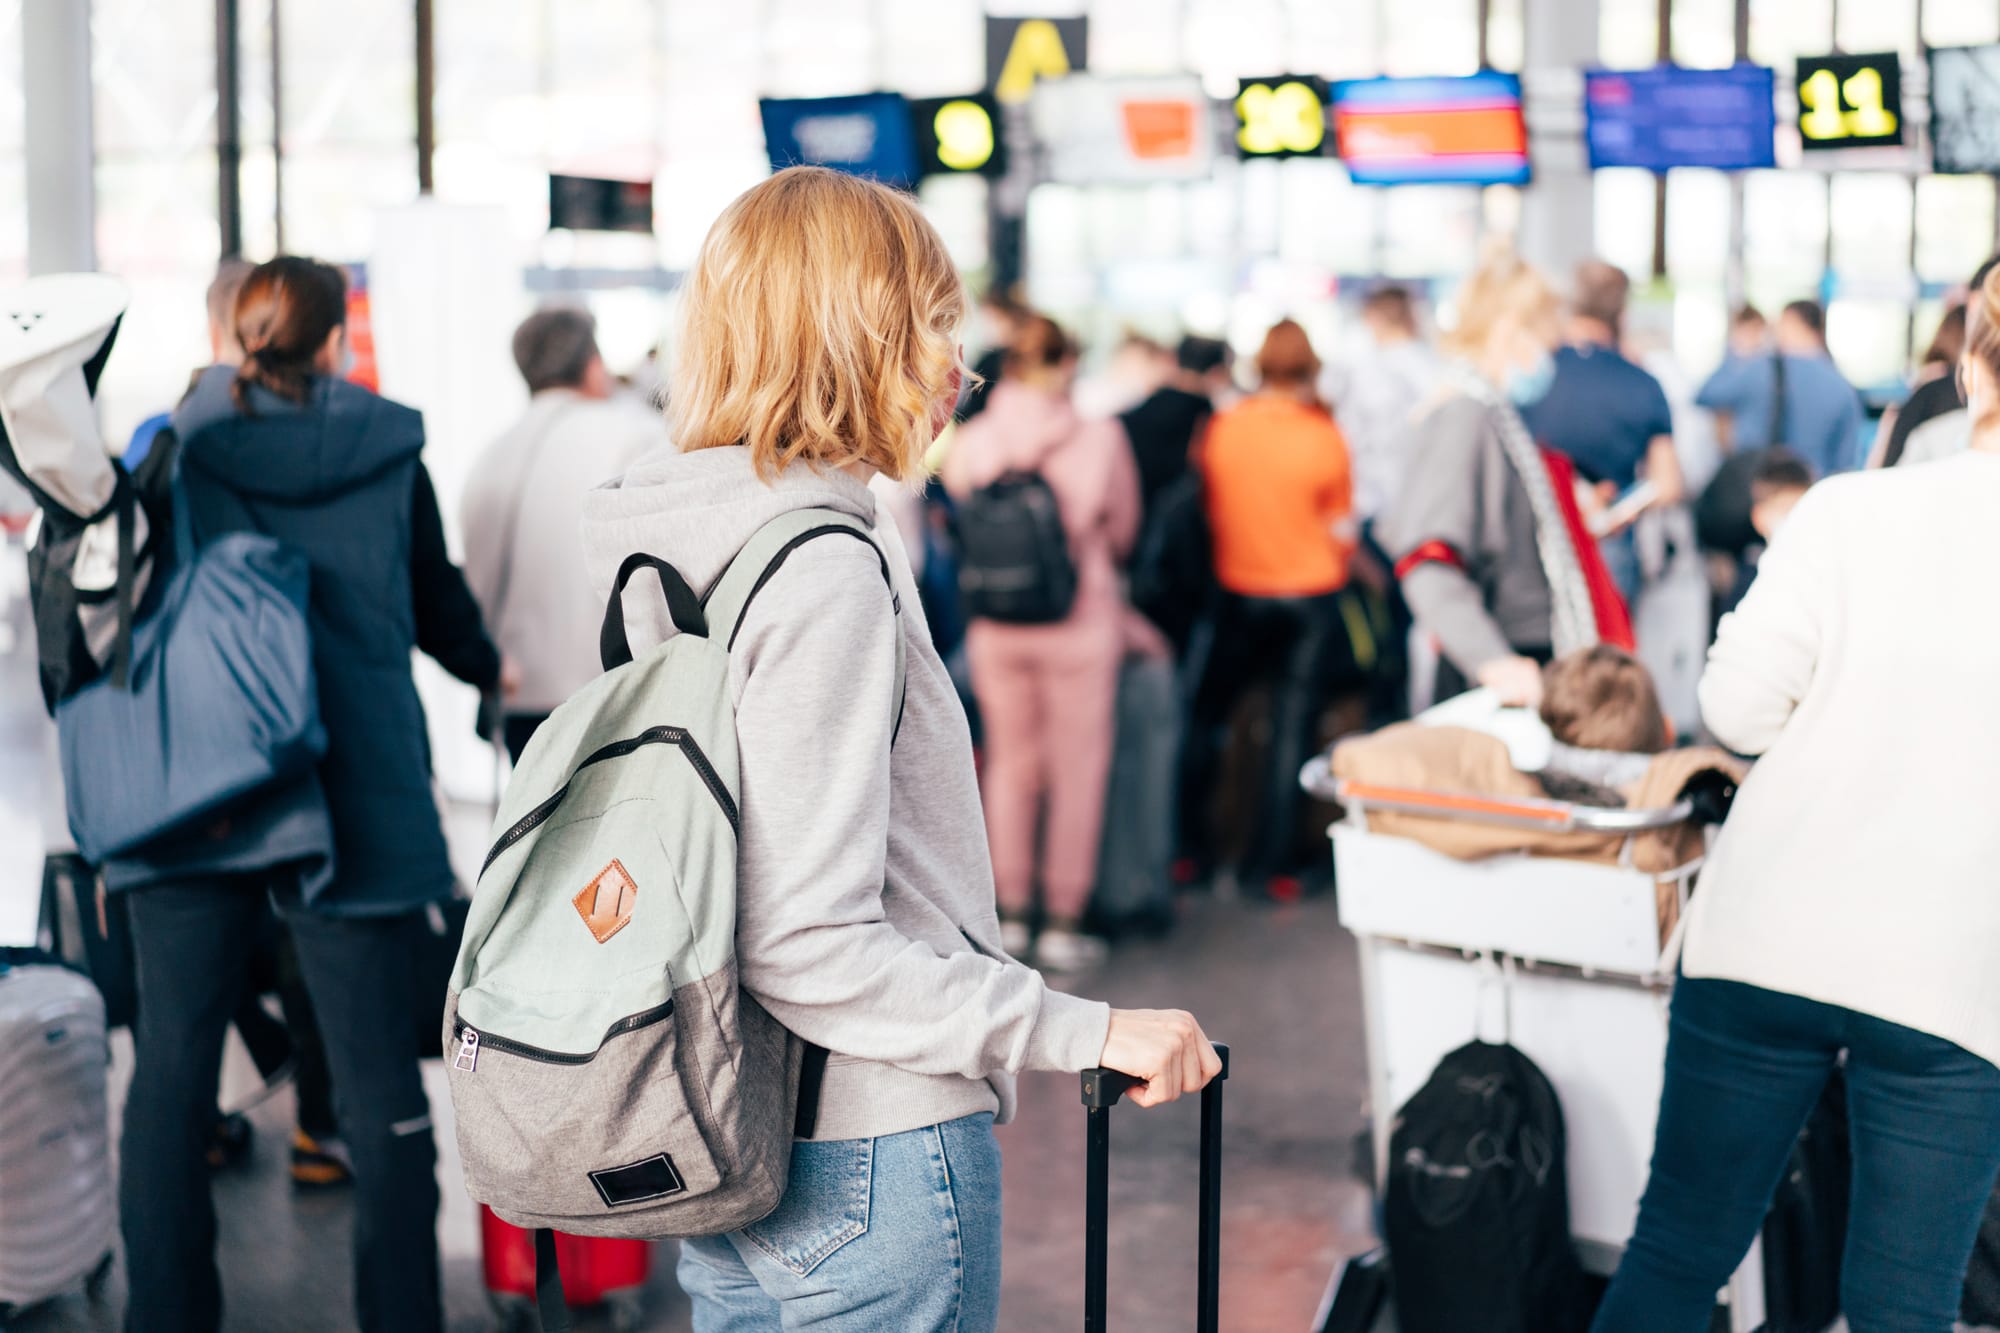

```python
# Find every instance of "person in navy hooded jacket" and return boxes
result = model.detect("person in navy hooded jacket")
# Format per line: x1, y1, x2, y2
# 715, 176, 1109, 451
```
120, 256, 500, 1333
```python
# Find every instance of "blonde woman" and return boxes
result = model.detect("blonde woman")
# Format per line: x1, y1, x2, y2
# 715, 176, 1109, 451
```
581, 167, 1220, 1331
1378, 249, 1630, 709
1591, 268, 2000, 1333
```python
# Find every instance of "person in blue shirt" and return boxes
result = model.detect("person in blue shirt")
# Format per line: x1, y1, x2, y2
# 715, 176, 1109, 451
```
1521, 260, 1685, 598
1696, 299, 1865, 478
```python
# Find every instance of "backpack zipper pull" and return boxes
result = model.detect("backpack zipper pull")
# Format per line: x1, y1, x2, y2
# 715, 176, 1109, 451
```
454, 1027, 479, 1072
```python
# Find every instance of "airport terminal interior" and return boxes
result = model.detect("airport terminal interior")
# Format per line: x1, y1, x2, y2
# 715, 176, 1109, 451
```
6, 0, 2000, 1330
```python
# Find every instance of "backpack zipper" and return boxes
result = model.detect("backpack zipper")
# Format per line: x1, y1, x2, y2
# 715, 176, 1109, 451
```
481, 726, 738, 875
451, 999, 675, 1071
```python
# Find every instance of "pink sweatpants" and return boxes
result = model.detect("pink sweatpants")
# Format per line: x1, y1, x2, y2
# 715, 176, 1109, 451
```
969, 624, 1122, 924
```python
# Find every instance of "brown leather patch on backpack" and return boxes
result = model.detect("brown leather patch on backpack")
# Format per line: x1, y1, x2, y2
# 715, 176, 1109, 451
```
573, 860, 638, 944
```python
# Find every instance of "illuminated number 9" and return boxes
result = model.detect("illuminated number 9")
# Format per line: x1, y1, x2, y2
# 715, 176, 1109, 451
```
1236, 81, 1325, 155
934, 100, 994, 172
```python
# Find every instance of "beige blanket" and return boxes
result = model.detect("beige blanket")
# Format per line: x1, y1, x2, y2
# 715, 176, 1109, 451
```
1331, 725, 1744, 866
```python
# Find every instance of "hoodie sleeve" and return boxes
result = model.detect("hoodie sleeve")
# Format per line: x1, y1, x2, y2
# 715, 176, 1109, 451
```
1698, 483, 1836, 754
410, 464, 502, 691
727, 539, 1110, 1077
1380, 399, 1515, 675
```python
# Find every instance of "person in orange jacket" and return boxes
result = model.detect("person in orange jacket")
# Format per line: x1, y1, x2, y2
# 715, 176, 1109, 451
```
1177, 319, 1355, 901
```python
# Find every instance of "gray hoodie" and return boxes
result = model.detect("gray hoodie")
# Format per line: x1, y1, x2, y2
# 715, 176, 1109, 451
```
582, 446, 1111, 1140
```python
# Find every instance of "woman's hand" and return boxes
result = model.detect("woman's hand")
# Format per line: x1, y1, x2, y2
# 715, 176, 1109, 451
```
1099, 1009, 1224, 1108
1476, 654, 1546, 708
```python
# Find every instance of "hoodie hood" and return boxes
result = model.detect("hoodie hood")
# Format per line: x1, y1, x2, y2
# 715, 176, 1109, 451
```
173, 365, 425, 503
582, 444, 881, 616
948, 381, 1081, 491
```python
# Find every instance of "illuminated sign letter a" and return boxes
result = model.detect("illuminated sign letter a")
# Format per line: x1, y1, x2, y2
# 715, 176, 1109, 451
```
996, 19, 1072, 105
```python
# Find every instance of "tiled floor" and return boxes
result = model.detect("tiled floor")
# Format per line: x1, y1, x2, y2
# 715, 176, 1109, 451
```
12, 892, 1378, 1332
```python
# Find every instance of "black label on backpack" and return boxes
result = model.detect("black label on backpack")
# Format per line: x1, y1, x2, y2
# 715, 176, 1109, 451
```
589, 1153, 687, 1207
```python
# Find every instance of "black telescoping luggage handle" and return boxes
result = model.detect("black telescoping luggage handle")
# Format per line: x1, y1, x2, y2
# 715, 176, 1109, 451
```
600, 553, 708, 671
1080, 1042, 1230, 1333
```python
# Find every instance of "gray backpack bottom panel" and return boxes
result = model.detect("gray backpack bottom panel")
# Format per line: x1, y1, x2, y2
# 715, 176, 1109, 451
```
448, 960, 798, 1240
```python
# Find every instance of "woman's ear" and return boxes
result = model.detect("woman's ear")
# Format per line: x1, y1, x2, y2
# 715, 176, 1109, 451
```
314, 324, 347, 376
930, 362, 964, 440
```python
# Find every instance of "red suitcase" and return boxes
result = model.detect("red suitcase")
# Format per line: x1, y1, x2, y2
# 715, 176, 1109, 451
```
479, 1206, 649, 1331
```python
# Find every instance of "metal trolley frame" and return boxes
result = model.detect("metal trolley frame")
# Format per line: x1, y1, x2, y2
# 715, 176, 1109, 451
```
1301, 755, 1764, 1330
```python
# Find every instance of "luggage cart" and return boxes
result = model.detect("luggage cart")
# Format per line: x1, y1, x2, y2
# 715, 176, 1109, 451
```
1300, 755, 1765, 1331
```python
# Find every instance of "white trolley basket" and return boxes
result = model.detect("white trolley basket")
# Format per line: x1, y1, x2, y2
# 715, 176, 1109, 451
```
1301, 755, 1765, 1330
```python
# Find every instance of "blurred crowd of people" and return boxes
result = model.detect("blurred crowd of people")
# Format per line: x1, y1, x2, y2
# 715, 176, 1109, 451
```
24, 190, 2000, 1327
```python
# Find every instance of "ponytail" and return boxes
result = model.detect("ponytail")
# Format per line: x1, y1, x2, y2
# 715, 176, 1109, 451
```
231, 257, 347, 414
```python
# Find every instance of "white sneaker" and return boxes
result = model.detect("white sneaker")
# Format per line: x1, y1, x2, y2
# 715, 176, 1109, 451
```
999, 918, 1032, 959
1034, 927, 1108, 974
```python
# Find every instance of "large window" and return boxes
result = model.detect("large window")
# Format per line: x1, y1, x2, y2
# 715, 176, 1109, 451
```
277, 0, 417, 261
90, 0, 220, 448
1925, 0, 2000, 46
0, 0, 25, 286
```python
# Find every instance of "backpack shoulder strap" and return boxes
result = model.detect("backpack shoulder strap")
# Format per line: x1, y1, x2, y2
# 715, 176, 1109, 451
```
704, 509, 906, 739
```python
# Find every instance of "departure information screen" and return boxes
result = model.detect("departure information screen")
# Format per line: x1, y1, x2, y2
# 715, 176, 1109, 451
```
1584, 64, 1777, 172
1330, 73, 1530, 187
1931, 44, 2000, 175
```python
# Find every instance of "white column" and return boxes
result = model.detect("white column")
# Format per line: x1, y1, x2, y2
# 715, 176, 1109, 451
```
1517, 0, 1597, 278
23, 0, 96, 274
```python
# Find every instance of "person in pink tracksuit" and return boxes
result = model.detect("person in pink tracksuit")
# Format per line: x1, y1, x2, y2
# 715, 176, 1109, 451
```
944, 315, 1141, 973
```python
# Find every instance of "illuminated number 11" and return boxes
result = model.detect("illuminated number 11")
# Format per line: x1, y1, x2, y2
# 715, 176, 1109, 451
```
1800, 66, 1898, 140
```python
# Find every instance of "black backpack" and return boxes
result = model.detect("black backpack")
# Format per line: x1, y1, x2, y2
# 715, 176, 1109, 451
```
1128, 472, 1212, 655
1762, 1067, 1849, 1332
953, 470, 1078, 625
1384, 1041, 1594, 1333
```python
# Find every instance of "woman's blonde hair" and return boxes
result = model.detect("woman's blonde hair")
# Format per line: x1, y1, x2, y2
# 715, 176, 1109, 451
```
1966, 263, 2000, 429
669, 167, 968, 482
1441, 245, 1562, 360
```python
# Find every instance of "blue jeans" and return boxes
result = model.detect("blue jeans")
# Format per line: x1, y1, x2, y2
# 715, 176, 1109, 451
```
1594, 976, 2000, 1333
679, 1113, 1002, 1332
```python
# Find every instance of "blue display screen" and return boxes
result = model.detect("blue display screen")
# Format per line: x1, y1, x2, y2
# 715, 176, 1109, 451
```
1584, 65, 1777, 172
759, 93, 920, 188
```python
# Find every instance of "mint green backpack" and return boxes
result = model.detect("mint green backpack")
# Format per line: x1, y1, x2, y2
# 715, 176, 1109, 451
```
443, 509, 903, 1253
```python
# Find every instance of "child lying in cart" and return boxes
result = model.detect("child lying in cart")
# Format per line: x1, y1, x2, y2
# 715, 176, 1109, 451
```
1327, 647, 1744, 879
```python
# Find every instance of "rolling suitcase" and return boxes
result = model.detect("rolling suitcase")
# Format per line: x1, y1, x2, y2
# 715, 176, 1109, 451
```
1080, 1042, 1230, 1331
479, 1205, 648, 1332
0, 949, 116, 1320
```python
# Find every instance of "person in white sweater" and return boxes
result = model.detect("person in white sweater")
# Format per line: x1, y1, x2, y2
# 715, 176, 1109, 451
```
1594, 268, 2000, 1332
461, 307, 665, 759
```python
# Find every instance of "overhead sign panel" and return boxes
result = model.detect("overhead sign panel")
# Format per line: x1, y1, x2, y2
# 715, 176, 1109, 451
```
1583, 64, 1777, 172
1930, 44, 2000, 175
1796, 51, 1903, 150
910, 93, 1008, 178
1330, 73, 1530, 187
759, 93, 920, 188
987, 16, 1087, 105
548, 174, 654, 233
1234, 75, 1330, 158
1034, 75, 1213, 185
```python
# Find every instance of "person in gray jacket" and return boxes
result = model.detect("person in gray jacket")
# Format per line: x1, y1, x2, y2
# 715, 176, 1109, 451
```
1380, 250, 1610, 709
462, 307, 664, 759
581, 166, 1221, 1332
